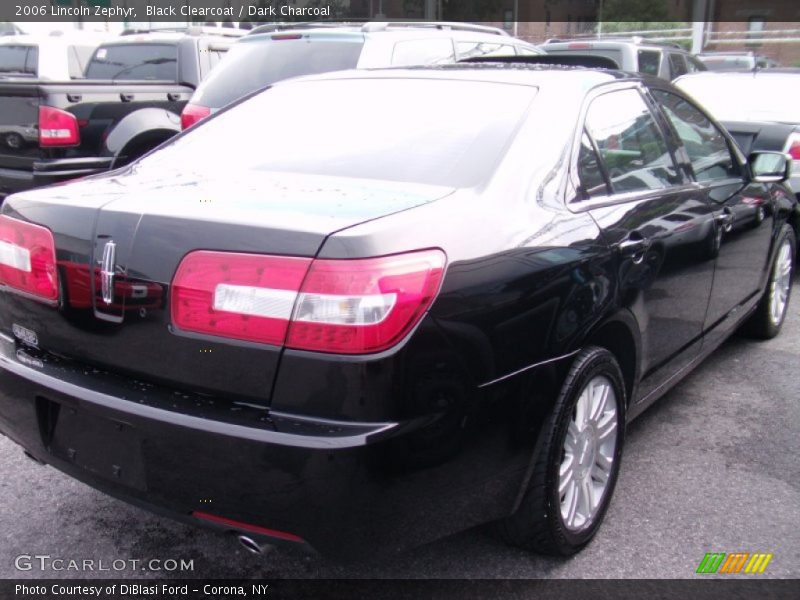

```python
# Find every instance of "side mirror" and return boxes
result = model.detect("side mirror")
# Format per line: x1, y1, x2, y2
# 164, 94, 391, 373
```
749, 151, 792, 183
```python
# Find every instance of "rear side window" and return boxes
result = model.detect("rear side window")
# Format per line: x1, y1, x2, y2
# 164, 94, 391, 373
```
637, 50, 661, 76
577, 131, 610, 199
85, 44, 178, 80
584, 88, 678, 193
651, 90, 742, 183
392, 38, 455, 66
192, 38, 364, 109
0, 45, 38, 76
668, 53, 688, 79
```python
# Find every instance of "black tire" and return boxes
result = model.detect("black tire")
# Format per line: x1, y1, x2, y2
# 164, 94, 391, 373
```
498, 346, 626, 556
742, 224, 795, 339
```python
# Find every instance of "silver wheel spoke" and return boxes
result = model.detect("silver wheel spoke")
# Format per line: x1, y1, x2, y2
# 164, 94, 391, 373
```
596, 413, 617, 442
563, 480, 579, 527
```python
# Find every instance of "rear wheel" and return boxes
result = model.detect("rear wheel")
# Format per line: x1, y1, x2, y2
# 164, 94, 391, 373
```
743, 225, 795, 339
498, 346, 626, 555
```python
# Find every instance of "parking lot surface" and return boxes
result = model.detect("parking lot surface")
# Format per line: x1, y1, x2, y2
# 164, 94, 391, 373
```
1, 281, 798, 580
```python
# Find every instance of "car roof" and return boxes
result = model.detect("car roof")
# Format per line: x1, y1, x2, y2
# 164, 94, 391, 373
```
281, 62, 635, 89
242, 22, 538, 47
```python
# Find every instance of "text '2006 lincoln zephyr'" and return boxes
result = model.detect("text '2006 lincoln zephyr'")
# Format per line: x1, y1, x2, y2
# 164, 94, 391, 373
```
0, 64, 796, 558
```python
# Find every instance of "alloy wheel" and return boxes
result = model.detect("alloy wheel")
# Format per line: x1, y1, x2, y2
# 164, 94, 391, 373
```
559, 375, 618, 532
769, 239, 793, 326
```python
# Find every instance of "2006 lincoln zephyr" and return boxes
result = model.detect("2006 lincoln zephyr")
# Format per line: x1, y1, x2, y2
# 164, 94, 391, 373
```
0, 65, 796, 558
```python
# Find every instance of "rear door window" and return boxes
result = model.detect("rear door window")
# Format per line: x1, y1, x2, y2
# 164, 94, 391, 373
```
391, 38, 455, 66
651, 90, 742, 183
584, 88, 678, 193
85, 44, 178, 80
637, 50, 661, 76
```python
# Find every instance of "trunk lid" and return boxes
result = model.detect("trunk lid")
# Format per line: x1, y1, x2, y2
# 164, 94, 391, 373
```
1, 167, 451, 404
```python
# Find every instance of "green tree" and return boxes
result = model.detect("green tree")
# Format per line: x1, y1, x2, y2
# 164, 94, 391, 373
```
601, 0, 669, 22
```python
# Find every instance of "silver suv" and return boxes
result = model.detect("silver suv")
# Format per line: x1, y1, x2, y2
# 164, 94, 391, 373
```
181, 21, 542, 128
540, 37, 706, 81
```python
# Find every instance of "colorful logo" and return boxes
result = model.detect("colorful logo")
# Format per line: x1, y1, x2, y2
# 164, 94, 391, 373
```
696, 552, 773, 574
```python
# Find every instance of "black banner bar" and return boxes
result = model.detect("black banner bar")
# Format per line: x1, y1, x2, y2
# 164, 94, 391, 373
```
2, 580, 800, 600
3, 0, 800, 23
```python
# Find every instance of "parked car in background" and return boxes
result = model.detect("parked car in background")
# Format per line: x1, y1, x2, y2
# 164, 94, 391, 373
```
0, 65, 794, 560
696, 51, 779, 71
0, 27, 240, 201
539, 37, 706, 81
674, 70, 800, 203
181, 21, 542, 128
0, 32, 108, 81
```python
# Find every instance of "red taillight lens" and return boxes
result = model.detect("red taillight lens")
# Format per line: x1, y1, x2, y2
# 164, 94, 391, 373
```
171, 249, 446, 354
568, 42, 591, 49
180, 103, 211, 130
286, 251, 446, 353
785, 135, 800, 161
38, 106, 80, 147
171, 252, 311, 346
0, 215, 58, 302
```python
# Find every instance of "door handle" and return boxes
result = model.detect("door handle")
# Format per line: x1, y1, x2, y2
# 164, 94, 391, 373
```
167, 92, 181, 102
616, 235, 650, 264
714, 208, 734, 233
120, 93, 134, 102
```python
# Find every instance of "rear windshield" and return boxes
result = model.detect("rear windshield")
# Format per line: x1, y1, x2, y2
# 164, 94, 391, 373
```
0, 45, 38, 77
85, 44, 178, 80
192, 37, 365, 108
141, 78, 537, 188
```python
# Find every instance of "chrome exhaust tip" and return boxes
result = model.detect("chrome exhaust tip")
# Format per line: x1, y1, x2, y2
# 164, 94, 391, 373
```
237, 535, 264, 555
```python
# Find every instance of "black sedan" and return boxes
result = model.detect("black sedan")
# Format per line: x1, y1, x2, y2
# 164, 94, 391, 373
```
0, 65, 796, 558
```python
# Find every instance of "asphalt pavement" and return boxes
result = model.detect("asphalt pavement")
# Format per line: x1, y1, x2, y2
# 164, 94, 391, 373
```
1, 281, 798, 580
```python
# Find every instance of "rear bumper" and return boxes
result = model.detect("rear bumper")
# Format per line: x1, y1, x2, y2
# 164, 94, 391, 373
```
0, 330, 527, 557
0, 157, 114, 199
0, 333, 404, 556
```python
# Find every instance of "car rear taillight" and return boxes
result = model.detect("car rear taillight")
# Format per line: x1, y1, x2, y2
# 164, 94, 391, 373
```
0, 215, 58, 302
568, 42, 592, 49
38, 106, 80, 147
785, 133, 800, 161
180, 103, 211, 130
171, 249, 446, 354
